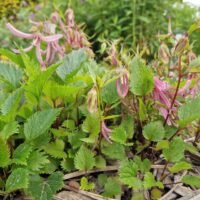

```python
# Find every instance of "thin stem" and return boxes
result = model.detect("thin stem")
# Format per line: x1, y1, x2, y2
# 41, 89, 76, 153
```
164, 56, 182, 126
160, 161, 169, 181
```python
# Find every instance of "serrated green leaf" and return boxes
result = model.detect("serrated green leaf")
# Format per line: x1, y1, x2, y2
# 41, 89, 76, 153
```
24, 108, 61, 140
143, 121, 165, 142
80, 177, 95, 191
1, 88, 23, 120
82, 112, 100, 136
44, 139, 67, 159
74, 146, 95, 171
121, 115, 134, 139
119, 159, 139, 188
43, 80, 81, 102
6, 168, 29, 192
143, 172, 163, 189
27, 172, 63, 200
130, 57, 153, 96
25, 64, 58, 104
102, 142, 125, 160
56, 49, 87, 81
169, 162, 192, 173
61, 158, 74, 172
27, 150, 49, 171
102, 81, 119, 104
134, 156, 151, 174
1, 121, 19, 140
103, 178, 121, 197
0, 62, 23, 89
95, 155, 106, 169
68, 131, 87, 149
12, 143, 33, 165
163, 137, 185, 162
110, 127, 127, 144
0, 137, 10, 167
182, 175, 200, 187
178, 97, 200, 127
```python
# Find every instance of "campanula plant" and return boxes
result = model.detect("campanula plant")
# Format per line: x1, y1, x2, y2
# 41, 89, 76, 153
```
0, 6, 200, 200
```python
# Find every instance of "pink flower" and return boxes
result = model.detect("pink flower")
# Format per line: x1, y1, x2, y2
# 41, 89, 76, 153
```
116, 73, 129, 98
153, 77, 177, 125
101, 121, 112, 143
6, 23, 63, 69
153, 77, 192, 125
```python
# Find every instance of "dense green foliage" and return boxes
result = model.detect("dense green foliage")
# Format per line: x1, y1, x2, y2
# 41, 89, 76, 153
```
1, 1, 200, 200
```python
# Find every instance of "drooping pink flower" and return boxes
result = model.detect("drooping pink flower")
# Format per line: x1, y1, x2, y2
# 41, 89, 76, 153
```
116, 72, 129, 98
153, 77, 193, 125
101, 121, 112, 143
153, 77, 178, 125
6, 23, 63, 69
51, 9, 92, 54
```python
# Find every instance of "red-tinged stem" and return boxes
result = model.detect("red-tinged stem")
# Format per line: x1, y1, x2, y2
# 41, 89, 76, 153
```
164, 56, 182, 126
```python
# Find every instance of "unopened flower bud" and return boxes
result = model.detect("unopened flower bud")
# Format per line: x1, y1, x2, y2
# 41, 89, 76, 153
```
87, 87, 98, 113
158, 43, 170, 64
174, 34, 189, 55
116, 71, 129, 98
65, 8, 75, 28
101, 120, 112, 143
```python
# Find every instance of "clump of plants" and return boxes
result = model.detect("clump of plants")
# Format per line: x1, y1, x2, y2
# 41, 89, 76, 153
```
0, 7, 200, 200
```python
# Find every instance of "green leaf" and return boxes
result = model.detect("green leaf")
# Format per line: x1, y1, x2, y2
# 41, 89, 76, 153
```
56, 49, 87, 81
27, 172, 64, 200
169, 162, 192, 173
102, 142, 125, 160
74, 146, 95, 171
121, 115, 134, 139
82, 112, 100, 136
95, 155, 106, 169
163, 137, 185, 162
130, 57, 153, 96
0, 137, 10, 167
61, 158, 74, 172
134, 156, 151, 174
43, 80, 81, 102
1, 121, 19, 140
44, 139, 67, 159
24, 108, 61, 140
156, 140, 169, 150
68, 131, 87, 149
6, 168, 29, 192
139, 98, 147, 121
103, 178, 121, 197
143, 121, 165, 142
119, 159, 139, 188
1, 88, 23, 119
178, 97, 200, 127
143, 172, 163, 189
80, 177, 95, 191
102, 81, 119, 104
182, 175, 200, 187
0, 49, 24, 67
27, 150, 49, 172
110, 126, 127, 144
25, 64, 58, 104
0, 62, 23, 89
12, 143, 33, 165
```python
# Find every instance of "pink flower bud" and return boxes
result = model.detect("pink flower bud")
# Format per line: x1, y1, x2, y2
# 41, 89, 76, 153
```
116, 72, 129, 98
101, 121, 112, 143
